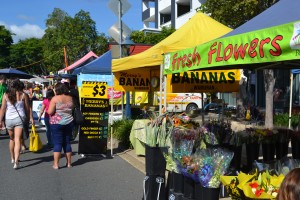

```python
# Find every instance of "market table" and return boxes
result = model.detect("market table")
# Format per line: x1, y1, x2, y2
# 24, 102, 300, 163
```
129, 119, 150, 156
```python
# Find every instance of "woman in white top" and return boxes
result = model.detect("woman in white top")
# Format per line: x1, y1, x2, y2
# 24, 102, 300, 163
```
0, 79, 33, 169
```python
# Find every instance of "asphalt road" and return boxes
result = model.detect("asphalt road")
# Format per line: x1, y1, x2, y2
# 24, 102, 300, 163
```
0, 125, 145, 200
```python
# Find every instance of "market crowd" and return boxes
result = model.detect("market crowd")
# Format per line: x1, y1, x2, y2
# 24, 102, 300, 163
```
0, 76, 79, 170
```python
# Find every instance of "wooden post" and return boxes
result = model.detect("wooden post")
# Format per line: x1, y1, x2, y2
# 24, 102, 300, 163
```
64, 46, 68, 73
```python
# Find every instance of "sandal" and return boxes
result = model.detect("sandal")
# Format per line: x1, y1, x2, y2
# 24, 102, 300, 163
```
66, 163, 72, 168
52, 165, 59, 170
20, 145, 26, 154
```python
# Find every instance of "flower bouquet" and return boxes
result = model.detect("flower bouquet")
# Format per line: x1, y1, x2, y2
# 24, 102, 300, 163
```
243, 127, 261, 144
202, 121, 227, 146
242, 128, 262, 171
256, 129, 278, 162
220, 172, 252, 199
194, 148, 234, 188
222, 123, 244, 171
145, 112, 174, 147
171, 126, 199, 179
144, 113, 174, 175
223, 122, 242, 146
244, 171, 284, 199
256, 128, 277, 144
199, 124, 219, 148
221, 170, 285, 199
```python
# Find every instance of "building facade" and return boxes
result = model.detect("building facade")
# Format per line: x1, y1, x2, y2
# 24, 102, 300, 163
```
142, 0, 206, 31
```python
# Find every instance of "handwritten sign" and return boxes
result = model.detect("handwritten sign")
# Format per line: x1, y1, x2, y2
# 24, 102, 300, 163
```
81, 81, 108, 99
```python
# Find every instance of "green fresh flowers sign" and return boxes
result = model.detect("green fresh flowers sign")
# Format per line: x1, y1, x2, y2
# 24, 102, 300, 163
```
164, 21, 300, 74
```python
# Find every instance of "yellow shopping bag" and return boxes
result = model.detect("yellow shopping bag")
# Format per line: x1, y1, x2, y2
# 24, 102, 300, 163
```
29, 125, 43, 152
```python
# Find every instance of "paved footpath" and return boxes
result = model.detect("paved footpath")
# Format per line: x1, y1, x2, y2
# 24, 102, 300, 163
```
0, 125, 145, 200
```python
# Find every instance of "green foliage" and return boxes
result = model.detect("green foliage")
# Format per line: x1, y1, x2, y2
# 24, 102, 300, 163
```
274, 113, 298, 128
0, 25, 13, 68
145, 114, 173, 147
197, 0, 278, 28
42, 8, 109, 72
130, 26, 176, 44
110, 119, 135, 149
9, 38, 45, 75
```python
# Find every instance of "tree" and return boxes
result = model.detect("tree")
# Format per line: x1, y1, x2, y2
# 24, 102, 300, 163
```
198, 0, 278, 29
42, 8, 109, 72
130, 26, 176, 44
10, 38, 46, 75
42, 8, 69, 72
198, 0, 278, 128
0, 25, 13, 68
264, 69, 275, 128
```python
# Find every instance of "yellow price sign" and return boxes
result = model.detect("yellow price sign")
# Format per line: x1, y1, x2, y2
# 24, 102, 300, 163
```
81, 81, 108, 99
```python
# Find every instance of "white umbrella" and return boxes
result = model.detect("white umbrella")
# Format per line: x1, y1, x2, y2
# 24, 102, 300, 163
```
28, 75, 50, 84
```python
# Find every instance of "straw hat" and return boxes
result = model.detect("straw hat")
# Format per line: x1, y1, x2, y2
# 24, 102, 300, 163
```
33, 87, 40, 91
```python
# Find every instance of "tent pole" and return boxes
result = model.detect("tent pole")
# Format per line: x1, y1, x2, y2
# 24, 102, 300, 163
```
255, 69, 258, 106
121, 92, 124, 119
289, 72, 293, 129
159, 64, 163, 115
163, 72, 167, 112
110, 74, 114, 157
201, 92, 205, 125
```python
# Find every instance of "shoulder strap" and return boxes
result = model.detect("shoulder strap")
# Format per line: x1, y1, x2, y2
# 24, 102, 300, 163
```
13, 104, 24, 123
21, 92, 25, 100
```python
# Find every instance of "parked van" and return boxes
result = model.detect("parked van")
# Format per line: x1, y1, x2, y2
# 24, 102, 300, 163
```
154, 92, 206, 112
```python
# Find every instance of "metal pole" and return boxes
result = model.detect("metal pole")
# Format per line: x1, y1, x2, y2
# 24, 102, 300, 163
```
110, 0, 122, 157
125, 91, 131, 118
163, 73, 167, 112
121, 91, 124, 119
201, 92, 205, 125
255, 69, 258, 106
110, 75, 114, 157
119, 0, 122, 59
289, 72, 293, 129
159, 64, 163, 115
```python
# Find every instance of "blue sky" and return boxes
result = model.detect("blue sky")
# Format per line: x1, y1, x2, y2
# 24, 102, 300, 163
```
0, 0, 142, 42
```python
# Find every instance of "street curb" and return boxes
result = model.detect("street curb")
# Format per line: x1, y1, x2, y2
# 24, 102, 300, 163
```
118, 149, 146, 174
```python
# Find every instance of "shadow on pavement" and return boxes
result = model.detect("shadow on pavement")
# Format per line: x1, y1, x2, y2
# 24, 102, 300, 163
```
71, 155, 107, 167
20, 154, 53, 169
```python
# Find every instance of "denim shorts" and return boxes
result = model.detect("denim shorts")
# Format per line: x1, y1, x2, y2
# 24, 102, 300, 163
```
6, 117, 24, 130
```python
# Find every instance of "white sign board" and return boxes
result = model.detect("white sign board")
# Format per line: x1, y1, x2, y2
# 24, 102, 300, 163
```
32, 100, 45, 125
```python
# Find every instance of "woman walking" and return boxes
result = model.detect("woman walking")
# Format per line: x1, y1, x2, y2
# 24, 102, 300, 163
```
38, 89, 55, 149
0, 79, 33, 169
48, 83, 74, 169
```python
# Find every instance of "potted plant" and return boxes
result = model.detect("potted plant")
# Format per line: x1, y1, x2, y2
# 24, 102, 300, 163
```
243, 127, 261, 171
256, 128, 277, 162
145, 113, 174, 176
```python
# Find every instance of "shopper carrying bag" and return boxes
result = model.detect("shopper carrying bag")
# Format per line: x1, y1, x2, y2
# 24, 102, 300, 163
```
29, 124, 43, 152
0, 80, 34, 169
13, 103, 29, 140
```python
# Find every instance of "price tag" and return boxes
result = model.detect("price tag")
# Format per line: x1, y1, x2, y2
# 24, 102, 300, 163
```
81, 81, 108, 99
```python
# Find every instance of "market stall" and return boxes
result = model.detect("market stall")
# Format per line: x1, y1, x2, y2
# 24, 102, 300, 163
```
112, 12, 232, 73
112, 12, 234, 115
164, 0, 300, 74
158, 0, 300, 199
